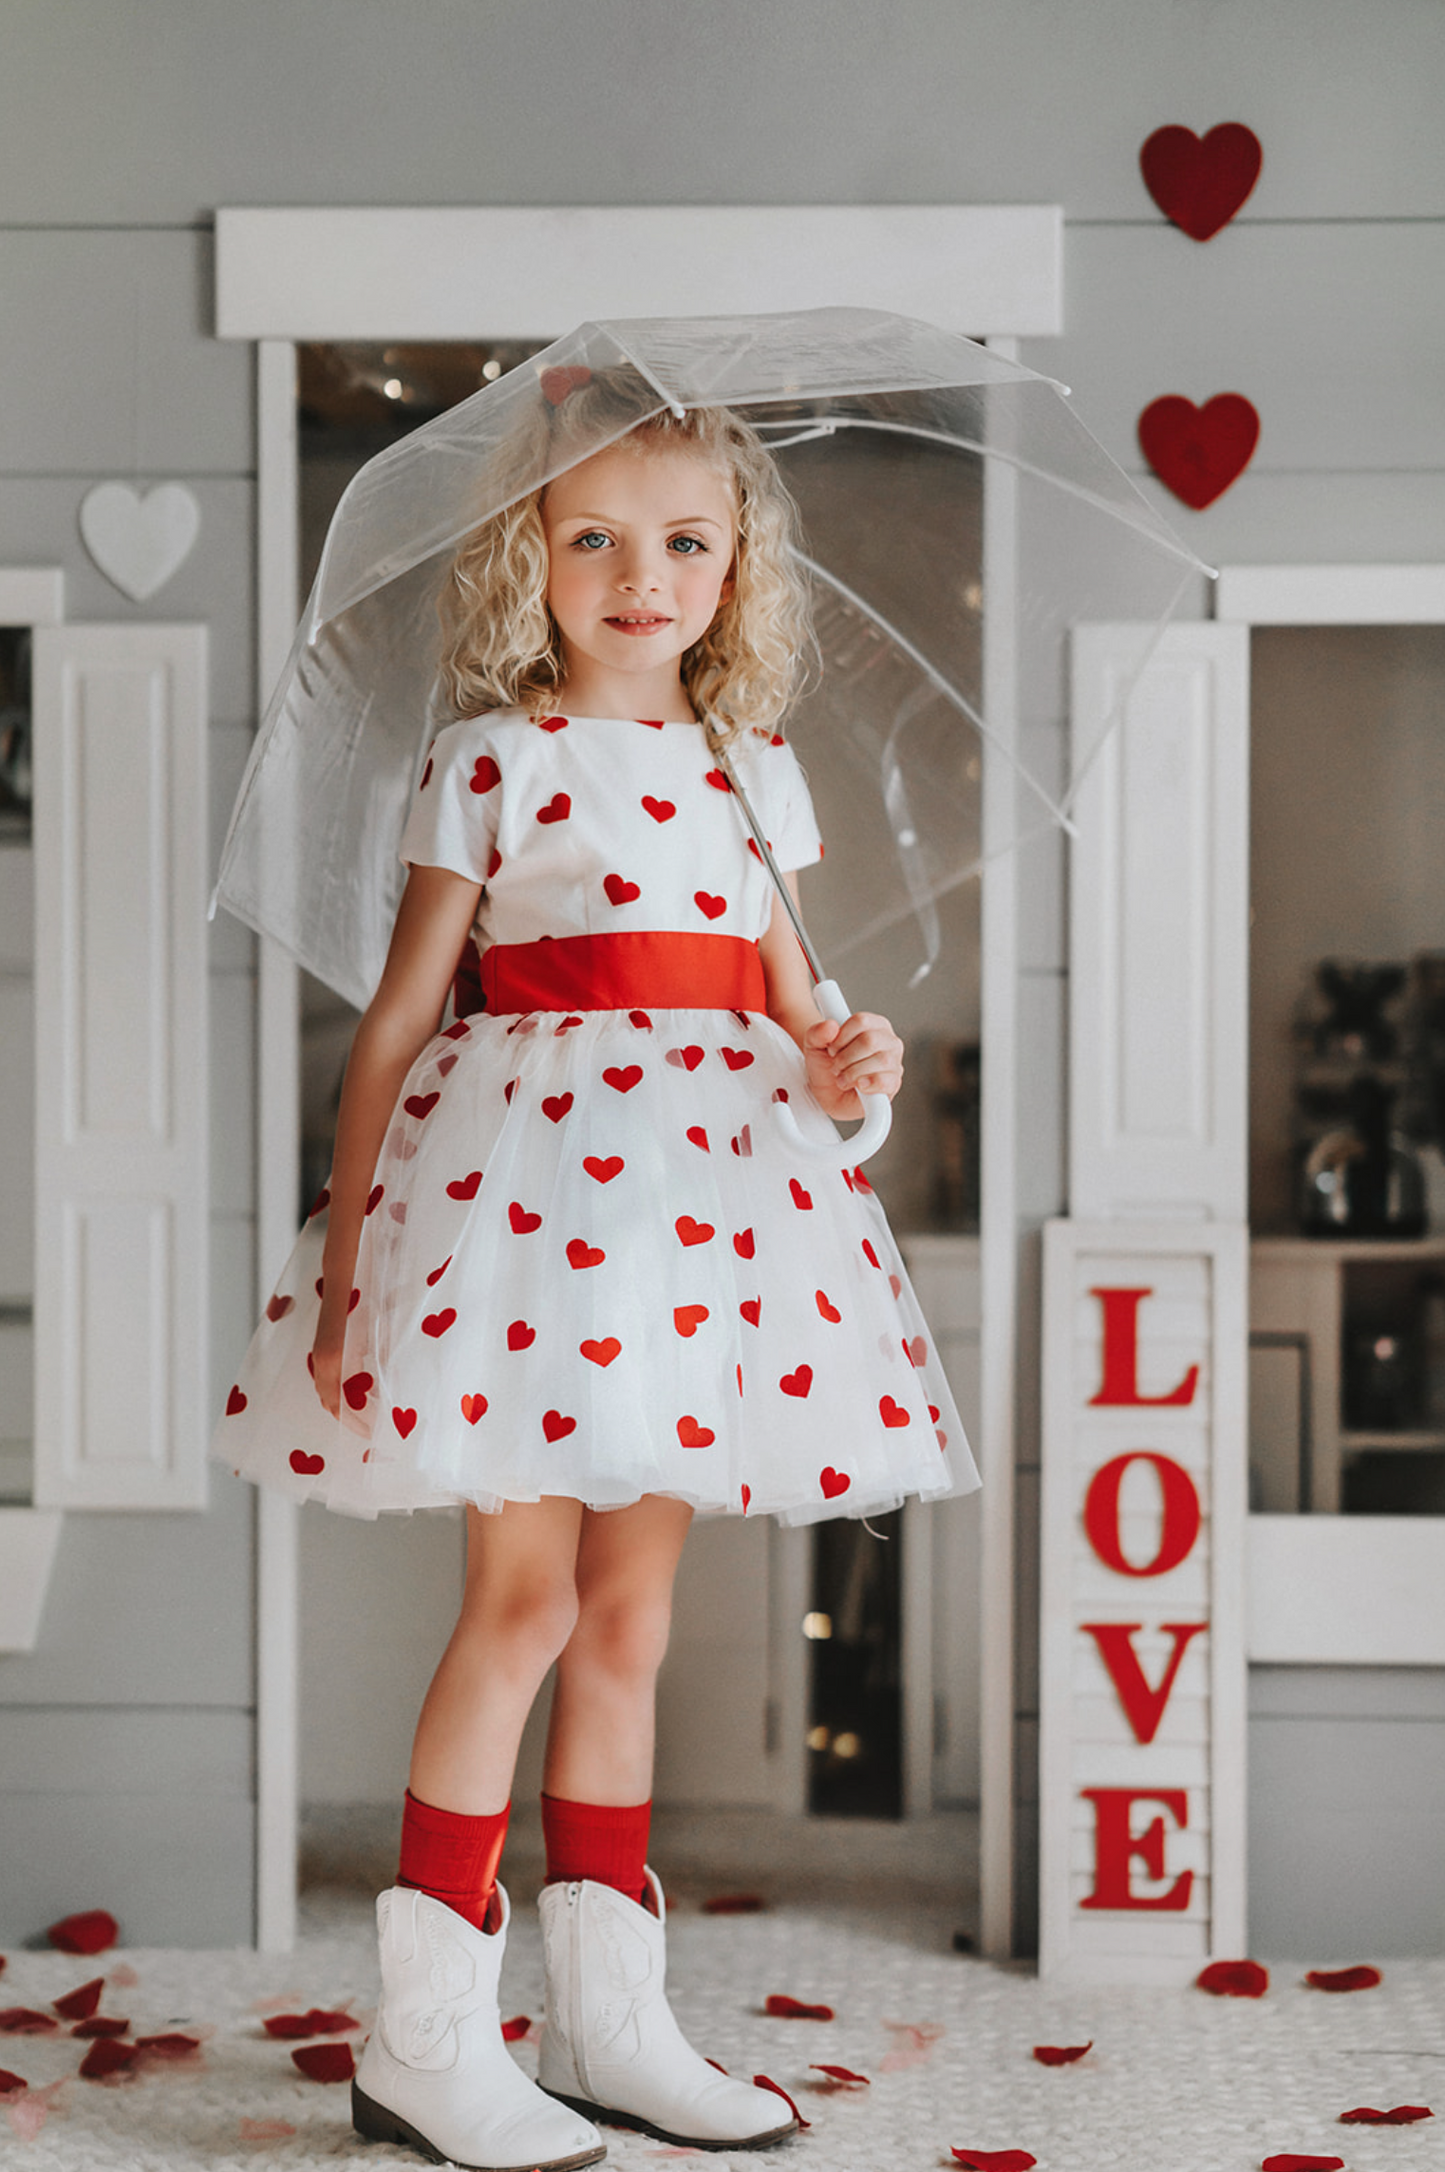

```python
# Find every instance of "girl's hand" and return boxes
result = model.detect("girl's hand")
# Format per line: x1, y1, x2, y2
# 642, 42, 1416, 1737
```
802, 1010, 904, 1119
310, 1309, 347, 1419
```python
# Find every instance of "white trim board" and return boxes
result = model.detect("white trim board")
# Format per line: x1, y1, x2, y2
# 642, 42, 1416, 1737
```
215, 205, 1063, 342
1216, 563, 1445, 625
1247, 1517, 1445, 1667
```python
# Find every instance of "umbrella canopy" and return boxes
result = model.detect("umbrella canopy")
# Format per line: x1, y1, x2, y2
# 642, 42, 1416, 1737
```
215, 307, 1205, 1011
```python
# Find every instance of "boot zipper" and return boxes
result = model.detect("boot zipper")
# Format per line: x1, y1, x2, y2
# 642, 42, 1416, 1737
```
565, 1881, 587, 2096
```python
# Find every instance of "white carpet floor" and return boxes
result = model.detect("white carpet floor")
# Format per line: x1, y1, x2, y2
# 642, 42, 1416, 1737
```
3, 1830, 1441, 2172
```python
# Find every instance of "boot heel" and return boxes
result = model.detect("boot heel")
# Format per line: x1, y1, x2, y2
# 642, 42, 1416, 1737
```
352, 2078, 445, 2162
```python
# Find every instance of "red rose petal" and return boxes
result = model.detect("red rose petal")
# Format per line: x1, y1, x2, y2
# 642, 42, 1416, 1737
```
48, 1910, 118, 1955
1305, 1964, 1381, 1992
764, 1993, 834, 2020
1033, 2042, 1092, 2065
811, 2063, 870, 2085
752, 2073, 810, 2129
79, 2037, 138, 2081
263, 2008, 359, 2039
1197, 1958, 1269, 1997
702, 1893, 767, 1914
0, 2069, 25, 2095
291, 2041, 356, 2083
52, 1977, 105, 2020
239, 2118, 298, 2142
1262, 2156, 1345, 2171
1340, 2105, 1432, 2125
70, 2015, 129, 2038
950, 2153, 1037, 2171
0, 2010, 58, 2035
500, 2014, 531, 2042
134, 2033, 202, 2060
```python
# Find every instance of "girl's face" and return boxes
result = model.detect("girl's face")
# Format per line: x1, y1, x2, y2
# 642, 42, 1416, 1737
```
541, 439, 737, 716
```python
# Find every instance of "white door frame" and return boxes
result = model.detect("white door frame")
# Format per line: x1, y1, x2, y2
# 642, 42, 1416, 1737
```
221, 204, 1063, 1951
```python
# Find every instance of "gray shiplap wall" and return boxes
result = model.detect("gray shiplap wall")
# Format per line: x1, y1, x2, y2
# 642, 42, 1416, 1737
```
0, 0, 1442, 1951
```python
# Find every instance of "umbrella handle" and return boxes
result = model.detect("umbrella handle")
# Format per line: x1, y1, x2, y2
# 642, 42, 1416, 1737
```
773, 979, 893, 1166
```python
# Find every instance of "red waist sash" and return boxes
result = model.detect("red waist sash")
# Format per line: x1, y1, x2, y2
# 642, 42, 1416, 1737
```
456, 931, 768, 1018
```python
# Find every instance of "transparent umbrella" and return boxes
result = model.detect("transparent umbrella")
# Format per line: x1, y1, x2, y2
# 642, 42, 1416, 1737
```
214, 308, 1207, 1161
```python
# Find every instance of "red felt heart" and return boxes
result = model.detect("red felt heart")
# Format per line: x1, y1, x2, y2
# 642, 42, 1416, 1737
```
667, 1045, 705, 1070
676, 1215, 715, 1247
820, 1467, 851, 1500
721, 1047, 754, 1070
348, 1287, 361, 1313
780, 1365, 814, 1399
469, 755, 501, 793
538, 715, 569, 733
641, 795, 676, 822
638, 718, 666, 729
816, 1291, 841, 1323
686, 1125, 710, 1152
740, 1298, 762, 1326
422, 1308, 457, 1336
53, 1979, 105, 2022
265, 1293, 294, 1323
426, 1256, 452, 1285
461, 1393, 487, 1423
694, 891, 727, 919
733, 1227, 755, 1259
789, 1178, 813, 1211
889, 1273, 902, 1298
851, 1165, 873, 1193
604, 873, 640, 905
1197, 1958, 1269, 1997
1140, 121, 1263, 240
1262, 2157, 1344, 2171
1339, 2106, 1432, 2125
879, 1396, 911, 1428
566, 1238, 605, 1269
583, 1154, 624, 1183
603, 1065, 642, 1093
950, 2153, 1036, 2172
674, 1305, 710, 1337
542, 1409, 576, 1443
542, 1093, 573, 1122
580, 1337, 622, 1367
444, 1019, 471, 1041
1138, 393, 1260, 509
291, 2042, 355, 2083
404, 1091, 439, 1120
289, 1450, 325, 1476
507, 1320, 535, 1350
342, 1371, 373, 1409
764, 1994, 834, 2020
677, 1415, 715, 1448
508, 1202, 542, 1233
446, 1170, 483, 1200
536, 792, 571, 824
225, 1384, 247, 1416
1305, 1965, 1381, 1992
1033, 2042, 1092, 2066
389, 1201, 407, 1225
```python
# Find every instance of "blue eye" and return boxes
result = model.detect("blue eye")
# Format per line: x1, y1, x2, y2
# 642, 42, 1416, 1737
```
575, 531, 611, 551
669, 535, 706, 555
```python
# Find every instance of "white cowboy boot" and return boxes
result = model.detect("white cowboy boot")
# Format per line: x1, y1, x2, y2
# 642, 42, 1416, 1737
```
352, 1883, 605, 2171
538, 1869, 798, 2150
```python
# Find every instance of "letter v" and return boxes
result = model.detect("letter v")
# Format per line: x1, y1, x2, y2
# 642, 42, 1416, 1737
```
1080, 1622, 1208, 1745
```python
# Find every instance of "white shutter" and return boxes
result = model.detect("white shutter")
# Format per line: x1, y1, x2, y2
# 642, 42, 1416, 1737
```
32, 625, 209, 1509
1069, 624, 1250, 1224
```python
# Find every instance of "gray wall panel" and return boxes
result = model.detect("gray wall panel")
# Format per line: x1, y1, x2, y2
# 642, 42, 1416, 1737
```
0, 1706, 251, 1793
0, 1795, 254, 1948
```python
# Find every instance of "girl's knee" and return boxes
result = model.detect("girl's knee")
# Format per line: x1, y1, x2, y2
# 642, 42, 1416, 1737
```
570, 1589, 674, 1684
466, 1576, 580, 1671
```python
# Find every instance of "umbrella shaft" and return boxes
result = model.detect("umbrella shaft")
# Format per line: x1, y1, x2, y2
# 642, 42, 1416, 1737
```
715, 745, 826, 984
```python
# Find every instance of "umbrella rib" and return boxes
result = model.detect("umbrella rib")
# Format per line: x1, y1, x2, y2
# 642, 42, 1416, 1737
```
592, 324, 688, 420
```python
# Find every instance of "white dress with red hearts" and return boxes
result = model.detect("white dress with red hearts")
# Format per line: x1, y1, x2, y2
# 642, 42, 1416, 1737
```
213, 711, 977, 1524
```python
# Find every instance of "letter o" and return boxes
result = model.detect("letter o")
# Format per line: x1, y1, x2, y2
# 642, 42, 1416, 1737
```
1083, 1451, 1201, 1578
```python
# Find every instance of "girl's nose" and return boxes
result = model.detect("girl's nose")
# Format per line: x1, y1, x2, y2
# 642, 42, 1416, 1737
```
617, 546, 664, 593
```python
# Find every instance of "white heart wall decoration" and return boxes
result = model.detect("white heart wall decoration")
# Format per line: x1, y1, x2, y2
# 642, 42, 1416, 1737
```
79, 481, 201, 602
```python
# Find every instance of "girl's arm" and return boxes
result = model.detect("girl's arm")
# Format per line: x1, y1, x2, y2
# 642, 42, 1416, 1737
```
757, 878, 904, 1119
313, 864, 483, 1416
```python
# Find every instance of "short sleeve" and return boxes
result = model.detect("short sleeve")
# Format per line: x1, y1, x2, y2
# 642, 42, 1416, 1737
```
398, 720, 498, 886
754, 737, 823, 873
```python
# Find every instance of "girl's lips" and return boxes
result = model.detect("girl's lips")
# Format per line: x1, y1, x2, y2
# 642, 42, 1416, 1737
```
605, 615, 671, 634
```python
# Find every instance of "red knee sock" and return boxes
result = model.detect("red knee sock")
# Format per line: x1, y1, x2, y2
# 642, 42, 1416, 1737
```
541, 1792, 652, 1904
397, 1790, 509, 1934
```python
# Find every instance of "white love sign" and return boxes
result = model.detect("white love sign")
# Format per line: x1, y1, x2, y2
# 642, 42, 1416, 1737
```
79, 482, 201, 602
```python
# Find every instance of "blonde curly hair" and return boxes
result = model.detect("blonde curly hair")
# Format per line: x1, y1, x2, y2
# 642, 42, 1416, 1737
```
438, 371, 813, 748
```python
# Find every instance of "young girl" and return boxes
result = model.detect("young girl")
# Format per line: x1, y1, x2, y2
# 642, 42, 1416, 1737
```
218, 369, 973, 2172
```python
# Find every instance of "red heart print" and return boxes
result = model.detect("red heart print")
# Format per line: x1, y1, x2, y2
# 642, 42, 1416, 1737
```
266, 1293, 295, 1325
1138, 393, 1260, 510
733, 1227, 755, 1259
347, 1286, 360, 1313
509, 1202, 542, 1233
694, 891, 726, 920
641, 796, 676, 822
404, 1091, 439, 1119
721, 1047, 753, 1070
583, 1154, 624, 1183
889, 1273, 902, 1298
851, 1165, 873, 1194
686, 1125, 710, 1152
676, 1215, 715, 1247
816, 1291, 841, 1323
772, 1086, 788, 1103
447, 1170, 483, 1200
290, 1450, 325, 1476
554, 1014, 584, 1033
677, 1415, 715, 1447
879, 1396, 910, 1428
436, 1053, 458, 1077
1139, 121, 1263, 240
674, 1304, 710, 1337
789, 1178, 813, 1211
667, 1045, 705, 1071
538, 715, 569, 732
929, 1404, 940, 1422
389, 1201, 407, 1224
840, 1168, 855, 1192
730, 1126, 752, 1157
604, 873, 641, 905
507, 1320, 535, 1350
905, 1334, 927, 1366
580, 1337, 621, 1367
307, 1186, 331, 1217
861, 1239, 881, 1269
704, 769, 732, 793
542, 1410, 576, 1442
780, 1365, 814, 1399
536, 792, 571, 824
461, 1394, 487, 1423
426, 1256, 452, 1285
226, 1384, 247, 1415
503, 1078, 517, 1104
419, 755, 434, 789
488, 847, 502, 878
343, 1371, 373, 1410
365, 1184, 383, 1215
629, 1009, 652, 1029
542, 1093, 574, 1122
566, 1238, 605, 1269
393, 1407, 417, 1437
748, 837, 763, 860
638, 717, 666, 729
470, 756, 501, 794
507, 1015, 537, 1038
820, 1467, 851, 1500
603, 1065, 642, 1093
741, 1483, 751, 1511
740, 1298, 762, 1326
423, 1308, 457, 1337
